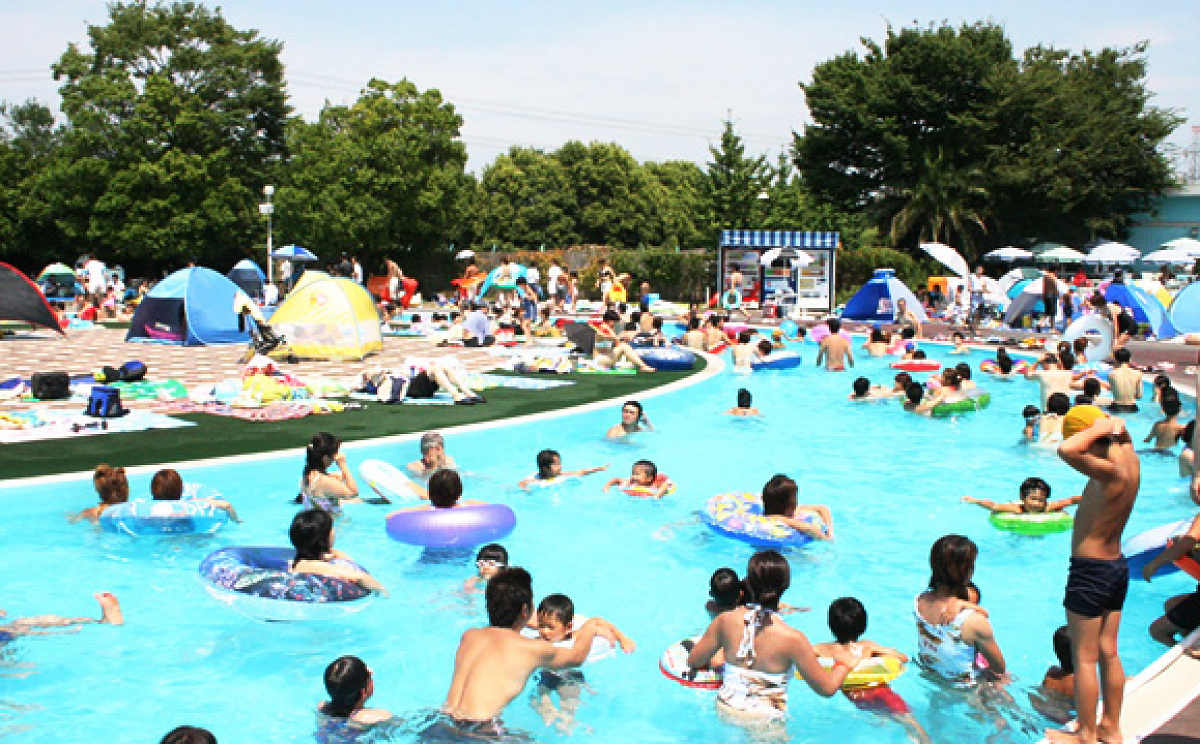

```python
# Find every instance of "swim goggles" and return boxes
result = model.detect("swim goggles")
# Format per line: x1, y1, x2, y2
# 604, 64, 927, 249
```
476, 559, 504, 571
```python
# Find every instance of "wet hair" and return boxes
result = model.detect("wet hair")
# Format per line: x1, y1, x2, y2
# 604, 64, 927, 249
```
906, 383, 925, 405
290, 508, 333, 564
709, 567, 742, 609
428, 469, 462, 508
151, 469, 184, 501
1053, 625, 1074, 673
827, 318, 841, 334
744, 550, 790, 611
1162, 390, 1182, 417
901, 328, 916, 340
536, 449, 559, 479
853, 377, 870, 396
894, 372, 913, 389
1113, 347, 1132, 364
623, 400, 644, 418
537, 593, 575, 626
300, 432, 341, 501
486, 566, 533, 628
757, 339, 772, 355
93, 464, 130, 505
828, 596, 867, 644
738, 330, 753, 345
323, 655, 371, 718
160, 727, 218, 744
870, 328, 886, 343
420, 431, 445, 454
737, 388, 752, 408
928, 534, 978, 600
1154, 374, 1172, 390
1082, 377, 1102, 398
1058, 351, 1076, 370
476, 543, 508, 565
955, 363, 972, 381
1022, 405, 1041, 420
941, 368, 961, 388
996, 348, 1013, 375
1020, 476, 1052, 501
632, 459, 658, 480
761, 474, 798, 516
1046, 392, 1071, 416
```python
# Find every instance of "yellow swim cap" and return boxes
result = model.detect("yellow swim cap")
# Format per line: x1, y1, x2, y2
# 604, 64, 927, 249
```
1062, 404, 1107, 440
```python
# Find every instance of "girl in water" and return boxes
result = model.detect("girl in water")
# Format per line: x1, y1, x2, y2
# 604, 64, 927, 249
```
290, 509, 384, 594
299, 432, 360, 513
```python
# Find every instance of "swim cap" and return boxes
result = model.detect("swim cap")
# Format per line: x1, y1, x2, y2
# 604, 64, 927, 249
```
1062, 404, 1107, 440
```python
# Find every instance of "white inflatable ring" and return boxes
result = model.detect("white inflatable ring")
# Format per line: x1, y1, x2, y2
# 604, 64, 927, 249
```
360, 460, 423, 501
1063, 314, 1113, 364
521, 614, 615, 665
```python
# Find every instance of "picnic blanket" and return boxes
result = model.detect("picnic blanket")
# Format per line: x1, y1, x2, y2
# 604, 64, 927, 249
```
110, 378, 188, 400
467, 374, 575, 390
0, 409, 194, 444
155, 400, 340, 422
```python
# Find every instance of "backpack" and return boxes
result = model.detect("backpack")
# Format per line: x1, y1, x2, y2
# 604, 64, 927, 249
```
85, 386, 127, 418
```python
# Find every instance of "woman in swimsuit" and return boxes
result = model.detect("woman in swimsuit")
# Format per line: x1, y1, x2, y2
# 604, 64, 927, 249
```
290, 509, 385, 594
914, 534, 1005, 686
687, 551, 861, 729
863, 327, 890, 357
299, 432, 361, 514
593, 311, 654, 372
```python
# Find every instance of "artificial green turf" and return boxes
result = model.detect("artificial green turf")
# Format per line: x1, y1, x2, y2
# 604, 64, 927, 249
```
0, 363, 702, 480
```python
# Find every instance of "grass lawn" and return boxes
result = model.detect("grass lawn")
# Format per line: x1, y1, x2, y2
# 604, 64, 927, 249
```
0, 364, 702, 481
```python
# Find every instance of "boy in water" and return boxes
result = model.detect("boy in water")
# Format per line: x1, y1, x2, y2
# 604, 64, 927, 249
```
1047, 405, 1140, 744
1023, 405, 1042, 442
601, 459, 671, 498
761, 474, 834, 541
731, 330, 756, 370
724, 388, 761, 416
1038, 393, 1072, 445
407, 431, 458, 479
812, 597, 929, 744
962, 476, 1081, 515
531, 593, 635, 733
150, 468, 241, 522
1144, 390, 1184, 452
849, 377, 893, 401
464, 543, 508, 593
948, 332, 969, 355
1, 592, 123, 643
518, 449, 608, 490
903, 383, 928, 414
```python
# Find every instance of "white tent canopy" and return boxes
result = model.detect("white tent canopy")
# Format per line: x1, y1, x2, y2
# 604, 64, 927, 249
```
985, 246, 1034, 261
1039, 246, 1088, 263
1165, 237, 1200, 257
1142, 249, 1193, 265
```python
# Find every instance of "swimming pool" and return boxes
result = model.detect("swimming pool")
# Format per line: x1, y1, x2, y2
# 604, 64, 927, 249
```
1, 338, 1194, 743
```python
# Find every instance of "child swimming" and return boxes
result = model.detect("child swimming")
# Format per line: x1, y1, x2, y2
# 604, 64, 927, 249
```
317, 655, 393, 731
1144, 389, 1184, 452
724, 388, 761, 416
518, 449, 609, 490
71, 464, 129, 523
0, 592, 123, 643
761, 474, 834, 541
962, 476, 1081, 515
464, 543, 508, 593
601, 459, 671, 498
948, 332, 969, 355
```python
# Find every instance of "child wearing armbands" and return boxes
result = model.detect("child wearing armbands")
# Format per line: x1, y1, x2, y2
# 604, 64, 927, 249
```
601, 459, 672, 498
812, 597, 929, 744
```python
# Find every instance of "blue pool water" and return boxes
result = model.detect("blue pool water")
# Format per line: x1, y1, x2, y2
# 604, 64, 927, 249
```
1, 340, 1196, 743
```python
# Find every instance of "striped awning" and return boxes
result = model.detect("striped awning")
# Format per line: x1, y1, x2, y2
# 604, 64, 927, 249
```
720, 230, 839, 249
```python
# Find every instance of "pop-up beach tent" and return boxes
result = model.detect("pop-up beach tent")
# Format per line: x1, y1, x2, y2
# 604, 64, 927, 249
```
270, 275, 382, 360
1169, 282, 1200, 333
0, 262, 64, 333
841, 269, 928, 322
1105, 281, 1179, 339
228, 259, 266, 301
475, 264, 528, 298
126, 267, 252, 345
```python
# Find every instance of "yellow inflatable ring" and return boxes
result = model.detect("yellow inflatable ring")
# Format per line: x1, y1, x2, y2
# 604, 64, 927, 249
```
796, 655, 905, 690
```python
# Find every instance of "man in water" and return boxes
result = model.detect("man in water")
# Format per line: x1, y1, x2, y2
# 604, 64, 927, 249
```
1025, 353, 1075, 409
815, 318, 854, 371
434, 567, 603, 737
1106, 348, 1142, 413
894, 298, 923, 338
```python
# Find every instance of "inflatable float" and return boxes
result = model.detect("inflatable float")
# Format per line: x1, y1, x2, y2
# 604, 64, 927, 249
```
1063, 314, 1114, 365
359, 460, 423, 502
752, 352, 802, 370
989, 511, 1073, 535
385, 502, 516, 548
930, 390, 992, 418
1124, 519, 1200, 581
702, 492, 823, 549
660, 637, 722, 689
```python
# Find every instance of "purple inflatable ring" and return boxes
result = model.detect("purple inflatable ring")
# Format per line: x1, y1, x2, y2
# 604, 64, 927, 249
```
385, 503, 516, 548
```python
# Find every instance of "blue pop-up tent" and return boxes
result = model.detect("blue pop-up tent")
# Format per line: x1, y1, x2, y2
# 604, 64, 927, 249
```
228, 259, 266, 301
841, 269, 928, 322
1105, 282, 1179, 339
126, 267, 252, 345
475, 264, 528, 298
1169, 282, 1200, 334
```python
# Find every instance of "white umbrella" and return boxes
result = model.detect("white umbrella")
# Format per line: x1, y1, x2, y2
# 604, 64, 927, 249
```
985, 246, 1034, 261
1039, 246, 1088, 263
1142, 248, 1194, 265
1085, 241, 1140, 264
1165, 237, 1200, 258
455, 249, 475, 260
920, 241, 969, 278
790, 251, 814, 268
760, 247, 783, 266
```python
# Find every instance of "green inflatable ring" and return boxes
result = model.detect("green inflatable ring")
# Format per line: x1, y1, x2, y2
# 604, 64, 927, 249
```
989, 511, 1073, 534
930, 392, 991, 418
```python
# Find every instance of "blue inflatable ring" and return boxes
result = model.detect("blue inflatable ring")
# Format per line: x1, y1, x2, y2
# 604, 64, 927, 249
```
780, 320, 799, 337
199, 546, 375, 622
751, 352, 802, 370
702, 492, 821, 548
386, 503, 516, 548
721, 289, 742, 309
638, 346, 696, 371
101, 497, 230, 536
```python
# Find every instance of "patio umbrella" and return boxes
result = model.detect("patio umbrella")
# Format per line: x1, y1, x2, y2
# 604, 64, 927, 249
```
1164, 237, 1200, 258
984, 246, 1034, 261
563, 321, 596, 356
455, 249, 476, 260
1038, 246, 1088, 263
760, 247, 783, 266
1085, 242, 1139, 264
791, 251, 814, 268
1142, 248, 1193, 265
271, 244, 320, 262
37, 262, 76, 281
1003, 276, 1070, 326
998, 266, 1042, 297
1030, 241, 1069, 256
920, 241, 969, 278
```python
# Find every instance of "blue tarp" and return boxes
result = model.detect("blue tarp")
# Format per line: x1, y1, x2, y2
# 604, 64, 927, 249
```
841, 269, 928, 322
126, 267, 251, 346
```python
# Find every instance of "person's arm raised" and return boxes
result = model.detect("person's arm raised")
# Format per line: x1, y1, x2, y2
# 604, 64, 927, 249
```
1058, 417, 1124, 480
544, 618, 602, 669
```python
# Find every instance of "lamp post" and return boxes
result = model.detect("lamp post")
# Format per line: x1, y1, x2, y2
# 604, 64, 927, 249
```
259, 185, 275, 284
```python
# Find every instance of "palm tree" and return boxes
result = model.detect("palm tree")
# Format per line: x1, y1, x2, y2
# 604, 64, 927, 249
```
888, 148, 991, 260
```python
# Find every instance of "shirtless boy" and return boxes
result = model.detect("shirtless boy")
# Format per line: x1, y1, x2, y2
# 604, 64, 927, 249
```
1106, 349, 1142, 413
725, 388, 762, 417
815, 318, 854, 371
1046, 405, 1140, 744
435, 567, 604, 737
1026, 354, 1076, 409
761, 474, 834, 541
962, 476, 1081, 515
1144, 391, 1184, 452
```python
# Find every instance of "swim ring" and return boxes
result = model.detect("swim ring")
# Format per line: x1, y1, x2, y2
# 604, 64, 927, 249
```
980, 359, 1031, 376
659, 637, 722, 689
622, 474, 676, 499
101, 498, 230, 536
638, 346, 696, 371
198, 546, 375, 622
520, 614, 615, 665
796, 655, 906, 691
385, 503, 516, 548
751, 352, 802, 370
1063, 314, 1113, 365
702, 492, 822, 549
359, 460, 423, 502
1073, 362, 1112, 381
1124, 519, 1200, 581
721, 290, 742, 310
780, 320, 799, 337
930, 390, 991, 418
891, 360, 940, 372
989, 511, 1073, 535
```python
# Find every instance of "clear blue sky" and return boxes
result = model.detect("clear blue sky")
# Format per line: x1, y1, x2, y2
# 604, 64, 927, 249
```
1, 1, 1195, 173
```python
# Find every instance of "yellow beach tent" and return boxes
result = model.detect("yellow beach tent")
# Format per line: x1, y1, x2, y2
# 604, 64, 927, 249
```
270, 275, 382, 360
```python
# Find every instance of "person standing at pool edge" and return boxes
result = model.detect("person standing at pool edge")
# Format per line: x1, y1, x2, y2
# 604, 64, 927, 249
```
1047, 405, 1140, 744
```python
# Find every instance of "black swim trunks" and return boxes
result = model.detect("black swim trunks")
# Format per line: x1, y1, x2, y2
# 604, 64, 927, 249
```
538, 668, 585, 692
419, 715, 508, 742
1166, 585, 1200, 634
1064, 555, 1129, 618
1108, 403, 1139, 414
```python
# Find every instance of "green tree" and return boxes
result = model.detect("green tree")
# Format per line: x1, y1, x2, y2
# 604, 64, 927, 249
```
0, 101, 65, 268
278, 78, 472, 276
469, 146, 577, 250
40, 0, 289, 272
886, 148, 990, 254
644, 160, 708, 250
555, 140, 668, 248
703, 118, 771, 240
